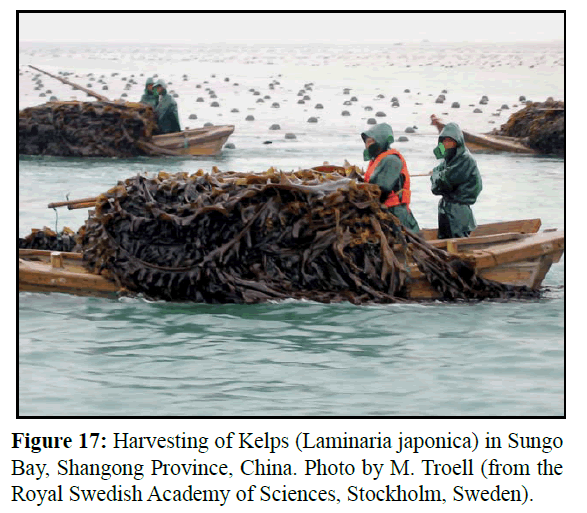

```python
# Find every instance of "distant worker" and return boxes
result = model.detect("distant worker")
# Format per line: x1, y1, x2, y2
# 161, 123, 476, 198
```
430, 122, 483, 239
154, 79, 181, 134
140, 77, 158, 108
361, 123, 420, 233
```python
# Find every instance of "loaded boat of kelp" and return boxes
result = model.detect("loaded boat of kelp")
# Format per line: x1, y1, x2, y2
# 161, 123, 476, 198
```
19, 65, 234, 157
19, 167, 564, 303
18, 100, 234, 157
431, 100, 564, 156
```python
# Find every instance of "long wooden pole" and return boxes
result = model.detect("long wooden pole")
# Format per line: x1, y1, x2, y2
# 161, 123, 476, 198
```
28, 65, 110, 102
48, 197, 98, 209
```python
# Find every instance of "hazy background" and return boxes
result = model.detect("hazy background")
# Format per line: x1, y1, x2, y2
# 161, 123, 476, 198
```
19, 12, 563, 44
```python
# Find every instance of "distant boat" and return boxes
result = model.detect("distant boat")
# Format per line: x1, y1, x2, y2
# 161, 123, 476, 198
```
19, 219, 563, 302
22, 67, 236, 157
19, 99, 235, 157
431, 114, 536, 154
138, 125, 235, 156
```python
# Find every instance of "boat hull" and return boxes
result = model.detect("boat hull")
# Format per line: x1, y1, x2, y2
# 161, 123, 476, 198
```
405, 230, 564, 299
149, 125, 235, 156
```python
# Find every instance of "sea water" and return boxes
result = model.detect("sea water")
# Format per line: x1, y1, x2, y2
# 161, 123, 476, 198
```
18, 41, 564, 416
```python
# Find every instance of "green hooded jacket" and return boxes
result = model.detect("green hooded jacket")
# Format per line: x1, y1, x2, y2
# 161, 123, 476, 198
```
140, 77, 158, 108
154, 84, 181, 134
431, 122, 483, 238
361, 123, 420, 233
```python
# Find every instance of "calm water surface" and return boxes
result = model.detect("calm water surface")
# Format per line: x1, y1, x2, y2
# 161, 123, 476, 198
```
18, 41, 564, 416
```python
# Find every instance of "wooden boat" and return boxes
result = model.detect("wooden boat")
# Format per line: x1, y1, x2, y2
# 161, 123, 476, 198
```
22, 67, 235, 157
409, 219, 564, 299
431, 114, 537, 154
138, 125, 235, 156
19, 219, 564, 301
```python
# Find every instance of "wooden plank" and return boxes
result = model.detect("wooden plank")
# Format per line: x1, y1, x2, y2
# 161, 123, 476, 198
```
68, 201, 95, 210
471, 219, 542, 237
466, 230, 564, 270
446, 239, 459, 254
19, 249, 83, 260
19, 259, 119, 295
426, 232, 526, 250
50, 252, 64, 268
420, 219, 542, 241
48, 196, 98, 208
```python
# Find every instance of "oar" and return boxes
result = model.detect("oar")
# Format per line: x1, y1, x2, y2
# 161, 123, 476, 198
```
28, 65, 110, 102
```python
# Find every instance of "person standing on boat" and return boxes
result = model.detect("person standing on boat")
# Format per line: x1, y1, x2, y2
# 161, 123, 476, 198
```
154, 79, 181, 134
430, 122, 483, 239
140, 77, 158, 108
361, 123, 420, 232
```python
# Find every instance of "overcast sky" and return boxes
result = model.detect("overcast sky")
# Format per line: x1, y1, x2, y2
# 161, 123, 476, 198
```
19, 12, 564, 44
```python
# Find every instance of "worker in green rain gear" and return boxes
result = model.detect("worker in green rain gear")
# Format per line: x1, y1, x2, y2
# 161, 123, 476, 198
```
361, 123, 420, 233
430, 122, 483, 239
139, 77, 158, 108
154, 79, 181, 134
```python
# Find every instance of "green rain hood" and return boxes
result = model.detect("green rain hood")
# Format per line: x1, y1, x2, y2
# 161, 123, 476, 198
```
431, 122, 482, 205
140, 77, 158, 108
361, 123, 394, 158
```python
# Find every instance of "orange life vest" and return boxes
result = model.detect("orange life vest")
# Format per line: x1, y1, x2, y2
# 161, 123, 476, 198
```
364, 149, 412, 208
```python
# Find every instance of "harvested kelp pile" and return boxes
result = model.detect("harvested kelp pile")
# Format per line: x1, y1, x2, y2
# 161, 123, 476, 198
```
75, 168, 537, 304
19, 226, 79, 252
19, 101, 158, 157
494, 99, 564, 156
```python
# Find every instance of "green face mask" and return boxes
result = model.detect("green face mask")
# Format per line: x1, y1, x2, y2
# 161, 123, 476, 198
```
433, 142, 446, 159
